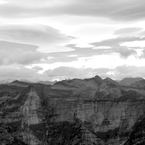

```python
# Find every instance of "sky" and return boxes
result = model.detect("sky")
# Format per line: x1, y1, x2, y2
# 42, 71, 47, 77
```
1, 0, 145, 82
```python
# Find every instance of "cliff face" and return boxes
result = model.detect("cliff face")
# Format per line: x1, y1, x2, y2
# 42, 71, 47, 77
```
0, 85, 43, 145
43, 77, 145, 144
1, 76, 145, 145
20, 86, 43, 125
124, 117, 145, 145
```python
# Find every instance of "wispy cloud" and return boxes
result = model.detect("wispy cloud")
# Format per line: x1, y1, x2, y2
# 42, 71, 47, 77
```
0, 24, 73, 53
91, 36, 145, 58
44, 66, 112, 80
114, 27, 143, 36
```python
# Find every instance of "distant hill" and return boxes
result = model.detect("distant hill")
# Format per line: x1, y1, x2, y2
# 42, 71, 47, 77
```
130, 79, 145, 89
37, 80, 56, 85
9, 80, 31, 87
119, 77, 144, 86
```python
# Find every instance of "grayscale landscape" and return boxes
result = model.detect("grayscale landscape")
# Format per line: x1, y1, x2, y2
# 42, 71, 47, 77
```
0, 0, 145, 145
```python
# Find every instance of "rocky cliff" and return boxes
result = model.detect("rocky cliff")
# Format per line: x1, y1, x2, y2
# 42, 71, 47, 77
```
1, 76, 145, 145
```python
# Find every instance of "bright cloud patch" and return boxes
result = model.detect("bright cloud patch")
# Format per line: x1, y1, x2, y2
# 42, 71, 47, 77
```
0, 41, 48, 65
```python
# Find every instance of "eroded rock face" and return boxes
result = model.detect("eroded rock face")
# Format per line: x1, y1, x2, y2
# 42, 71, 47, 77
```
20, 86, 43, 125
0, 85, 43, 145
19, 86, 43, 145
43, 77, 145, 144
124, 117, 145, 145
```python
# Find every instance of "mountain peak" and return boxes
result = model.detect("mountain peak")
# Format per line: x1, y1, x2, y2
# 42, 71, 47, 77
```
93, 75, 102, 84
12, 80, 20, 83
104, 77, 119, 85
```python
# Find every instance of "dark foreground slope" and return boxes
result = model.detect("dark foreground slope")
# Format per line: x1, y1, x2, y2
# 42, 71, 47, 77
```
1, 76, 145, 145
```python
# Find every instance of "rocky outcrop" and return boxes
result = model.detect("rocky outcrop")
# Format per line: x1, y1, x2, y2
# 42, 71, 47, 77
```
124, 117, 145, 145
0, 85, 43, 145
20, 86, 43, 125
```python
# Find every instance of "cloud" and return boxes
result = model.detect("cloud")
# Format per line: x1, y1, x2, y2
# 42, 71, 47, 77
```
114, 65, 145, 79
45, 44, 113, 63
44, 65, 145, 81
114, 27, 143, 36
45, 65, 145, 81
1, 64, 145, 82
139, 49, 145, 58
91, 36, 145, 58
0, 41, 49, 65
0, 65, 47, 82
32, 66, 44, 71
44, 66, 112, 80
0, 0, 145, 21
0, 24, 73, 53
91, 36, 145, 46
113, 45, 137, 58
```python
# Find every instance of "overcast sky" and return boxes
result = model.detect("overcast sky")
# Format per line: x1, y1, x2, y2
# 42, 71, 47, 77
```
0, 0, 145, 81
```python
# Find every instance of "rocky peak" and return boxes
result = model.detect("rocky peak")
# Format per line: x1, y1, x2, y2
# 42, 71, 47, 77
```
104, 77, 119, 86
95, 77, 121, 100
93, 75, 103, 85
9, 80, 30, 87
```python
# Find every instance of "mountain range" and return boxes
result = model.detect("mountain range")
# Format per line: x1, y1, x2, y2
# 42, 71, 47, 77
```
0, 76, 145, 145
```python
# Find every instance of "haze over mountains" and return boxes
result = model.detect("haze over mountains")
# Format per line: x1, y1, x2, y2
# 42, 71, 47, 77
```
1, 75, 145, 145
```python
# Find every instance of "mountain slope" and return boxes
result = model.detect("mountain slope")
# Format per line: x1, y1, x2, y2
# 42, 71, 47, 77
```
130, 80, 145, 89
1, 75, 145, 144
119, 77, 144, 86
124, 116, 145, 145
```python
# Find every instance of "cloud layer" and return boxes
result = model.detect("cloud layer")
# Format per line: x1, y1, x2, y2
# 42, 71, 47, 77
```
0, 65, 47, 82
44, 65, 145, 81
0, 24, 73, 53
0, 41, 48, 65
1, 0, 145, 21
0, 0, 145, 81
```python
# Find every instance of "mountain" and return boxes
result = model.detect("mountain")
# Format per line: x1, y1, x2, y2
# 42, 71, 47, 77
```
9, 80, 31, 87
119, 77, 144, 86
36, 80, 56, 85
9, 80, 56, 86
1, 75, 145, 144
130, 79, 145, 89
